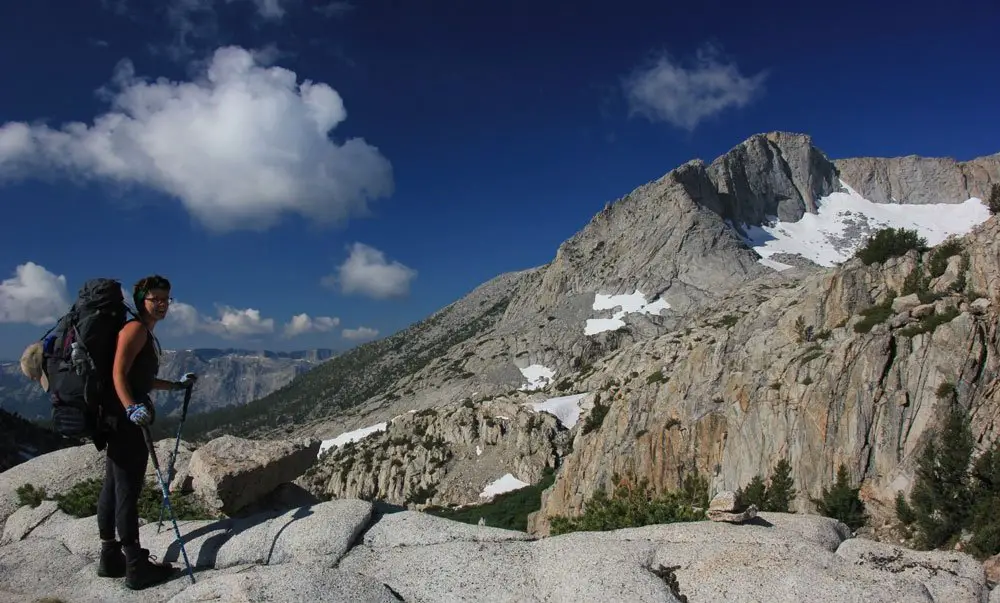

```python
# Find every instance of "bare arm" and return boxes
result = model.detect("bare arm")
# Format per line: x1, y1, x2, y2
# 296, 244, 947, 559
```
112, 321, 147, 409
152, 378, 178, 390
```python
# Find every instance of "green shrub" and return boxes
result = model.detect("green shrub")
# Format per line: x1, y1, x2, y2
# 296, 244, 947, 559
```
16, 483, 47, 508
950, 252, 970, 294
582, 394, 609, 435
901, 268, 924, 296
904, 403, 974, 549
719, 313, 740, 328
928, 240, 963, 278
936, 381, 956, 400
765, 458, 797, 512
853, 297, 896, 334
917, 289, 944, 304
898, 308, 960, 338
646, 370, 666, 385
895, 491, 916, 525
794, 316, 809, 343
811, 464, 866, 530
548, 470, 709, 535
51, 478, 216, 522
855, 227, 927, 266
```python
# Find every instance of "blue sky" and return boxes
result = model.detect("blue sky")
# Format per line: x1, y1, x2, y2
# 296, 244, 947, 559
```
0, 0, 997, 359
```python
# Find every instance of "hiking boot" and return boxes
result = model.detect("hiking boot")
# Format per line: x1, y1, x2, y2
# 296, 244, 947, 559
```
96, 540, 125, 578
124, 547, 176, 590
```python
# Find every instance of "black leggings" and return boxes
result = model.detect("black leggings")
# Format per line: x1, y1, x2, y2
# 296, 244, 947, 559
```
96, 421, 150, 547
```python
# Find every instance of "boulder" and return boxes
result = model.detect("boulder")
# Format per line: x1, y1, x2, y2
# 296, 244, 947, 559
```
185, 435, 320, 515
892, 293, 922, 313
984, 552, 1000, 586
911, 303, 935, 319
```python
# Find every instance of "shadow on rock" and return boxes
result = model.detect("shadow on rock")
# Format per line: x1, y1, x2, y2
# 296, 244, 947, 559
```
159, 505, 316, 570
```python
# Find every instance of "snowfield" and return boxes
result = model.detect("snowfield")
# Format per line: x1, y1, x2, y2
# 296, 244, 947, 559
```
519, 364, 555, 390
479, 473, 531, 499
585, 291, 670, 336
741, 179, 989, 269
318, 422, 387, 456
526, 393, 591, 429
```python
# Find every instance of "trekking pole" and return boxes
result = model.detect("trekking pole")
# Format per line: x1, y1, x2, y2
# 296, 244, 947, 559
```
158, 383, 193, 533
142, 425, 196, 584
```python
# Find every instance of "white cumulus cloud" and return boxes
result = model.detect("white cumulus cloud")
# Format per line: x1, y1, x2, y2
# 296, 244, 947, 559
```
342, 326, 378, 341
283, 313, 340, 337
162, 300, 204, 335
162, 301, 275, 339
0, 262, 72, 325
205, 306, 275, 338
623, 43, 767, 131
0, 45, 393, 232
324, 242, 417, 299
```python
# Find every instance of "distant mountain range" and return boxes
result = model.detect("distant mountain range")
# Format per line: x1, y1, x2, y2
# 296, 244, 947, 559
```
0, 347, 336, 421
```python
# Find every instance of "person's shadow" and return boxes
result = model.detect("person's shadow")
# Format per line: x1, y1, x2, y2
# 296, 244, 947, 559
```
159, 485, 318, 571
158, 488, 412, 575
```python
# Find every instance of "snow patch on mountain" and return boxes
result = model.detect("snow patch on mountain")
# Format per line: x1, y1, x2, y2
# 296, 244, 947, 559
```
519, 364, 555, 390
479, 473, 530, 499
318, 422, 387, 456
740, 179, 990, 269
584, 291, 670, 335
526, 393, 591, 429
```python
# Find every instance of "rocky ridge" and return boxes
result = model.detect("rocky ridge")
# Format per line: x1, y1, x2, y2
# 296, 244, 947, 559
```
298, 398, 575, 507
835, 152, 1000, 205
155, 348, 336, 417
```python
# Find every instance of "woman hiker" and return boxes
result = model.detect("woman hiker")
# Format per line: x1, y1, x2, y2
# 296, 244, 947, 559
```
96, 274, 196, 590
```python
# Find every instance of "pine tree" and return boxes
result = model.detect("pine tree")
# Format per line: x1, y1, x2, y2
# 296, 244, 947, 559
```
735, 475, 767, 509
967, 441, 1000, 557
907, 403, 974, 549
987, 183, 1000, 215
812, 464, 866, 530
765, 458, 797, 512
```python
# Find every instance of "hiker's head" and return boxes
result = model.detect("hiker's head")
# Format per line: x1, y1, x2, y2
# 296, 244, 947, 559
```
133, 275, 172, 322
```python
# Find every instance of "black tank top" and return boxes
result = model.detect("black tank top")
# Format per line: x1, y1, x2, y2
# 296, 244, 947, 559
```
127, 320, 161, 400
103, 320, 161, 427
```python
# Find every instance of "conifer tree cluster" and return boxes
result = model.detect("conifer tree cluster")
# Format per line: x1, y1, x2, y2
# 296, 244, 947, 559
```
896, 398, 1000, 559
735, 457, 797, 512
